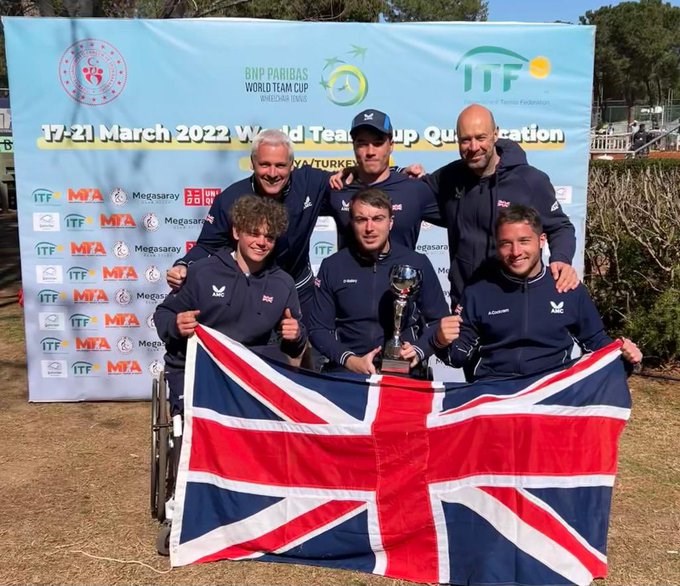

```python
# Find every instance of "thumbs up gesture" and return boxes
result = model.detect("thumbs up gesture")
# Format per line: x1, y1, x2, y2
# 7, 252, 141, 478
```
279, 308, 301, 341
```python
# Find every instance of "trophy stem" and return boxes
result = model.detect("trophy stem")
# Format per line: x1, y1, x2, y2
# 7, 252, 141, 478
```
384, 297, 407, 360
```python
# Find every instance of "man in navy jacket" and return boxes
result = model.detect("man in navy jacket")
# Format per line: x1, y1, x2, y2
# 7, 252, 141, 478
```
165, 129, 331, 325
438, 204, 641, 380
327, 108, 442, 249
155, 195, 306, 414
309, 189, 451, 376
424, 104, 579, 306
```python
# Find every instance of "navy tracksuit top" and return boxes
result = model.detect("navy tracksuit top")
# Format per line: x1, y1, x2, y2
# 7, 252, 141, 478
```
309, 242, 450, 367
177, 165, 331, 291
446, 263, 612, 380
328, 170, 442, 249
155, 249, 306, 369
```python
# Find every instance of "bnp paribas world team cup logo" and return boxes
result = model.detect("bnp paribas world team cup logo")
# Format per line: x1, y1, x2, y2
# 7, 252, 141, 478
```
59, 39, 127, 105
456, 46, 551, 93
320, 45, 369, 107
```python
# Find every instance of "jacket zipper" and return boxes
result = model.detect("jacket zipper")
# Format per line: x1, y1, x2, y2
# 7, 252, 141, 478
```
517, 279, 529, 373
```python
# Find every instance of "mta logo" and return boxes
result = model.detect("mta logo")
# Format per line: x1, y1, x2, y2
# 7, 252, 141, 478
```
71, 241, 106, 256
72, 361, 99, 376
313, 241, 335, 256
67, 188, 104, 203
35, 241, 63, 257
105, 313, 140, 327
76, 337, 111, 351
107, 360, 142, 375
100, 213, 136, 228
33, 188, 61, 203
103, 266, 139, 281
73, 289, 109, 303
64, 214, 93, 230
70, 313, 97, 328
455, 46, 551, 92
550, 301, 565, 314
67, 266, 96, 282
40, 337, 67, 352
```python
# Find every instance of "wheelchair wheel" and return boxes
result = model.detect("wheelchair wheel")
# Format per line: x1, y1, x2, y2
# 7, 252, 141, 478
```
156, 522, 171, 556
150, 373, 170, 521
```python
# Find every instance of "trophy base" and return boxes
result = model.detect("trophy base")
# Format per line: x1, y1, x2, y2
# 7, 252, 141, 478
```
380, 358, 411, 375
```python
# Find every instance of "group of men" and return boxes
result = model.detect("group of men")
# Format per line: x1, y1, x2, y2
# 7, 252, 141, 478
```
155, 103, 642, 412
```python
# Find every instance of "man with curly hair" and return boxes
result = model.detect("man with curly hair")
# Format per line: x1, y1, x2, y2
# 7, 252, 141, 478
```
155, 194, 307, 415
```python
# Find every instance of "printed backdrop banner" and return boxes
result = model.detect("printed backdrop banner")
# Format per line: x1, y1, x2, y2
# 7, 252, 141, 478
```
2, 18, 595, 401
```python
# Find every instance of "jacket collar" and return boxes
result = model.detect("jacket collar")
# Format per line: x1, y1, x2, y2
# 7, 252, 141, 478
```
500, 263, 547, 286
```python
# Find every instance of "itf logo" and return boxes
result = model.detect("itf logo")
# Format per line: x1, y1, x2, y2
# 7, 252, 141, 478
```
313, 241, 335, 257
320, 45, 369, 107
455, 46, 551, 93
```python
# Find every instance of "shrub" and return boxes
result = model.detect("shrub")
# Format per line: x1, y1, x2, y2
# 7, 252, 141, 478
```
586, 159, 680, 364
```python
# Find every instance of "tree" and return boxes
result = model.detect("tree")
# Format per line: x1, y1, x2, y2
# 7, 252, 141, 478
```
581, 0, 680, 112
385, 0, 487, 22
11, 0, 487, 20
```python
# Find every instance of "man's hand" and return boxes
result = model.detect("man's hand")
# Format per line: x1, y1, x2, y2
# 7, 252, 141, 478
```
620, 337, 643, 365
399, 342, 421, 367
167, 265, 187, 290
329, 166, 357, 190
345, 346, 381, 375
176, 309, 200, 337
279, 308, 301, 341
401, 163, 426, 178
550, 261, 579, 293
436, 315, 462, 346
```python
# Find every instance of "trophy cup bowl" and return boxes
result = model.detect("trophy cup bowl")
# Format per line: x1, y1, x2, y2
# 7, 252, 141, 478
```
381, 264, 423, 374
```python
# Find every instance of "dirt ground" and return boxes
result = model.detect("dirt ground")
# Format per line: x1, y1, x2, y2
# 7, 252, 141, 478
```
0, 211, 679, 585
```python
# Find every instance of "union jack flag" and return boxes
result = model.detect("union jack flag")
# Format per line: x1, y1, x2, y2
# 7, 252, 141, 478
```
170, 324, 631, 585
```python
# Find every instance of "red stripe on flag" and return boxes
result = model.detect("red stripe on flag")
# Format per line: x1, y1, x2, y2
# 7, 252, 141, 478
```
428, 415, 627, 482
481, 486, 609, 578
195, 500, 366, 564
370, 384, 440, 583
442, 341, 623, 415
196, 325, 326, 424
190, 417, 378, 491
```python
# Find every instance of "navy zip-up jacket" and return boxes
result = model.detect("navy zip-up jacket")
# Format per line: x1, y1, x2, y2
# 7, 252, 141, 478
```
309, 242, 450, 367
425, 139, 576, 304
446, 263, 611, 380
177, 165, 332, 291
155, 249, 306, 369
328, 171, 443, 249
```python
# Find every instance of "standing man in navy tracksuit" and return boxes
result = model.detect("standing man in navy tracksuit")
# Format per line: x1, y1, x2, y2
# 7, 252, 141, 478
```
309, 189, 452, 376
423, 104, 579, 307
327, 108, 442, 249
165, 129, 331, 326
155, 195, 306, 414
436, 204, 642, 380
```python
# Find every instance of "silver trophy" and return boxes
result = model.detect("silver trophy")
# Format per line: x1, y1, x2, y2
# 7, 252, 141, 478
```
381, 264, 423, 374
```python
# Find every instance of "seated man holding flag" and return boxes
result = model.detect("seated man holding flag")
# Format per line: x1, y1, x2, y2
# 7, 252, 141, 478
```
436, 204, 642, 378
154, 194, 307, 415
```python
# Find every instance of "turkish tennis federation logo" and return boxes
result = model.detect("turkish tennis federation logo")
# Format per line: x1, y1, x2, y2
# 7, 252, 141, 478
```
320, 45, 369, 107
59, 39, 127, 105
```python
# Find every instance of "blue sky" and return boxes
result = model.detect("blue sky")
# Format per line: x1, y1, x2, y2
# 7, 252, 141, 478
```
487, 0, 680, 23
